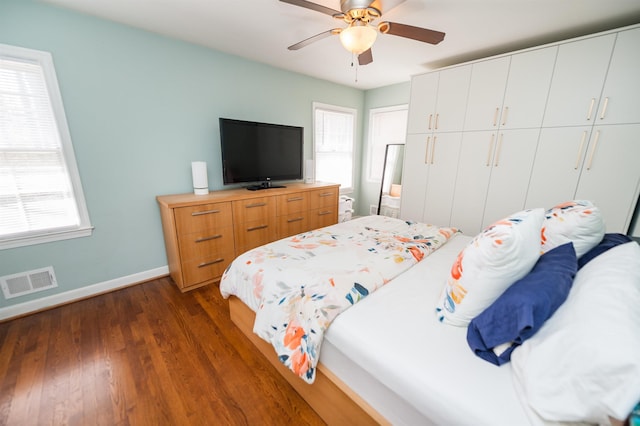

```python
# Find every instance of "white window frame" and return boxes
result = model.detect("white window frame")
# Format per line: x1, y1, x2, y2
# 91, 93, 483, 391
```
312, 102, 357, 193
366, 104, 408, 183
0, 43, 93, 250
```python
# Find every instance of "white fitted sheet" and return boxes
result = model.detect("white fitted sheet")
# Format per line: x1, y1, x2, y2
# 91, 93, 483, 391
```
322, 233, 529, 425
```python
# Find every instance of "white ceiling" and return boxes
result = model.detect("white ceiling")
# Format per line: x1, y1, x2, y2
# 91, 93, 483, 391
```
41, 0, 640, 90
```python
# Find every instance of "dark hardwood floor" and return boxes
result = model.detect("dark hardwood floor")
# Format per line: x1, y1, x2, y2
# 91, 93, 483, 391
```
0, 277, 325, 425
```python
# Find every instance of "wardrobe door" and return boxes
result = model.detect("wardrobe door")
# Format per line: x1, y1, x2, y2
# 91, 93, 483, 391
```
463, 57, 510, 131
449, 131, 496, 235
575, 124, 640, 233
433, 65, 473, 132
596, 27, 640, 125
500, 46, 557, 130
407, 73, 439, 134
481, 129, 540, 229
542, 34, 615, 127
524, 126, 593, 210
399, 133, 431, 221
421, 132, 463, 227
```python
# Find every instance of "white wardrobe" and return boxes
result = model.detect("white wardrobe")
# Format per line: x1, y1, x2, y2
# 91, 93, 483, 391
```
400, 24, 640, 236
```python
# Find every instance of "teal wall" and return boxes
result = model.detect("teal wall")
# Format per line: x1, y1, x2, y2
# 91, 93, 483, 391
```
0, 0, 407, 311
357, 82, 411, 216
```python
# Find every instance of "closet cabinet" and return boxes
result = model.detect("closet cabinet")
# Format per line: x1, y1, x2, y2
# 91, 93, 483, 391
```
526, 125, 640, 233
401, 23, 640, 236
464, 47, 557, 131
542, 34, 615, 127
449, 129, 540, 235
406, 65, 472, 134
401, 133, 463, 225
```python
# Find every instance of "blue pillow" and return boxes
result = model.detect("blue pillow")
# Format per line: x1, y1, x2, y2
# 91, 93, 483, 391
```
467, 242, 577, 366
578, 233, 632, 270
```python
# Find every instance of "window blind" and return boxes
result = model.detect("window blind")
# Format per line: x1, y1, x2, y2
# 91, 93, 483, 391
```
0, 47, 90, 247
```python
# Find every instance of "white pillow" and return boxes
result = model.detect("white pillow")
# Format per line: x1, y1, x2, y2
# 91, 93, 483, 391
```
435, 208, 544, 326
511, 241, 640, 425
541, 200, 605, 258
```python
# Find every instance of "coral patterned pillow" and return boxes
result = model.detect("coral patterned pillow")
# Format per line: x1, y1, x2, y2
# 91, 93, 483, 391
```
541, 200, 605, 258
436, 208, 544, 327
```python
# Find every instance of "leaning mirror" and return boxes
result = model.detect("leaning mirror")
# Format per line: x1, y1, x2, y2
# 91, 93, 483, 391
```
377, 144, 404, 217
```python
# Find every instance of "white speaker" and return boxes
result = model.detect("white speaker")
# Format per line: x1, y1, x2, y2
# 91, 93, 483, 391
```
304, 159, 315, 184
191, 161, 209, 195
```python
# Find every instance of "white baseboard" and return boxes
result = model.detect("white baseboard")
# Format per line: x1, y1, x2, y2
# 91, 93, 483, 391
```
0, 266, 169, 322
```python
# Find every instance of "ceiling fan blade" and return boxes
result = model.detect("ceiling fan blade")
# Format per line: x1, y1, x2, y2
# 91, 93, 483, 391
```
288, 29, 341, 50
358, 48, 373, 65
280, 0, 341, 16
378, 21, 445, 45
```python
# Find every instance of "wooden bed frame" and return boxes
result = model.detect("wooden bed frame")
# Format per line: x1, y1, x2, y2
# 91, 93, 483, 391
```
228, 296, 389, 425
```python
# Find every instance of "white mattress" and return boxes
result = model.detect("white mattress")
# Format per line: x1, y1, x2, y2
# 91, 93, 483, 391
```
322, 233, 530, 425
224, 230, 530, 424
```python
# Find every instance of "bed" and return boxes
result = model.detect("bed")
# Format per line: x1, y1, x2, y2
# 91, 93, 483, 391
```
220, 203, 640, 426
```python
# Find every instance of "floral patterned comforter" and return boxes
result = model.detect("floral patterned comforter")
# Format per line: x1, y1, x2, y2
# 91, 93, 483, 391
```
220, 215, 459, 383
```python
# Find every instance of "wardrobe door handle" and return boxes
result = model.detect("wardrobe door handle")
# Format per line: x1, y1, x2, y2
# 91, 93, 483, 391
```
494, 134, 504, 167
424, 136, 431, 164
428, 113, 433, 130
586, 98, 596, 120
599, 97, 609, 120
435, 113, 439, 130
501, 107, 509, 126
486, 134, 495, 167
575, 131, 587, 170
430, 136, 437, 165
492, 107, 500, 126
586, 130, 600, 170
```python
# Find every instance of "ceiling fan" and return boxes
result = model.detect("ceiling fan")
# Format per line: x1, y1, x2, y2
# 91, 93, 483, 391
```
280, 0, 445, 65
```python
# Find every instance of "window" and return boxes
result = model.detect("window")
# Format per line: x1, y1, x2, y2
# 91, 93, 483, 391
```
367, 105, 407, 183
313, 102, 356, 192
0, 43, 92, 250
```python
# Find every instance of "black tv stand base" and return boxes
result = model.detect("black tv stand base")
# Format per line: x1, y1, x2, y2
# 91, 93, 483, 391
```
246, 182, 286, 191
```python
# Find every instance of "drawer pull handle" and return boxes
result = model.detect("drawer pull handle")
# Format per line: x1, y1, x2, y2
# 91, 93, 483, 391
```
287, 217, 304, 223
192, 209, 220, 216
318, 211, 332, 216
195, 234, 222, 243
287, 197, 304, 202
319, 192, 333, 197
198, 258, 224, 268
247, 224, 268, 231
246, 202, 267, 208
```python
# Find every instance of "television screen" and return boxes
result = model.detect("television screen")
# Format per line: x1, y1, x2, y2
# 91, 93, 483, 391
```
219, 118, 304, 186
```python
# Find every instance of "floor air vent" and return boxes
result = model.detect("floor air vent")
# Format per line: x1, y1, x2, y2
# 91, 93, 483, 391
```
1, 266, 58, 299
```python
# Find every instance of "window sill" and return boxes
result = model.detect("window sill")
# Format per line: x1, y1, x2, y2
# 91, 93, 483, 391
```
0, 226, 94, 250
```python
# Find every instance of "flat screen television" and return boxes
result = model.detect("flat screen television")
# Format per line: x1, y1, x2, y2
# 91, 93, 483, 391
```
219, 118, 304, 190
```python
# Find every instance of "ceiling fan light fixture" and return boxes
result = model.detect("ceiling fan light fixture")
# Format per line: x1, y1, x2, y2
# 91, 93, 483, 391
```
339, 21, 377, 54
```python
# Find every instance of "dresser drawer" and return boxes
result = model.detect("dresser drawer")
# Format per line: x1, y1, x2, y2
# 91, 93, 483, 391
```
175, 202, 233, 234
177, 226, 234, 262
182, 253, 234, 287
309, 206, 338, 230
309, 187, 339, 209
234, 217, 277, 255
277, 212, 309, 239
232, 197, 276, 223
277, 192, 309, 216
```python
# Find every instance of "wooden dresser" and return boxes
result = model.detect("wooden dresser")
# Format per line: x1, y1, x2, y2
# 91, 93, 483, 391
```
157, 182, 340, 292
